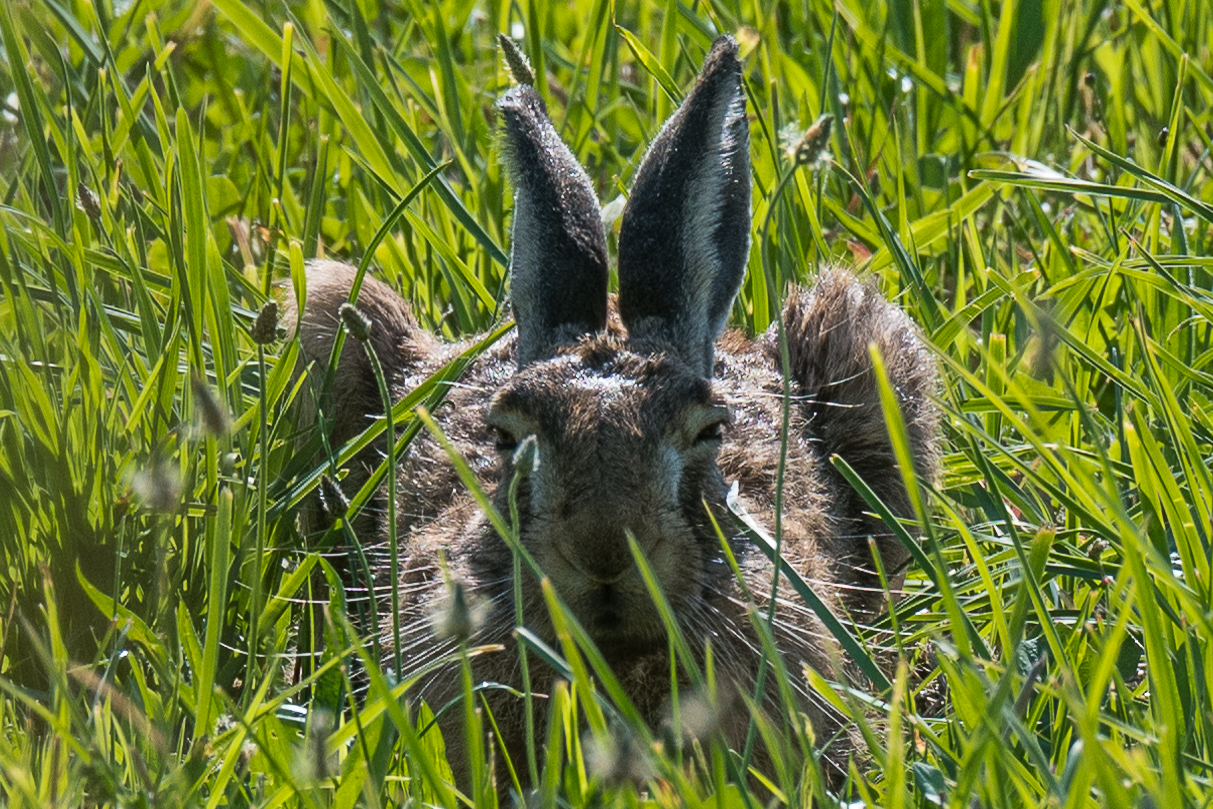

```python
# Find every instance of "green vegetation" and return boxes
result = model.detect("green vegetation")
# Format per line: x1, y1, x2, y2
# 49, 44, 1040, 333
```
1, 0, 1212, 805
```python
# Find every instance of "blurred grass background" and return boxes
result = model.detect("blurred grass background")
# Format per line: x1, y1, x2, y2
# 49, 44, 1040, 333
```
0, 0, 1211, 805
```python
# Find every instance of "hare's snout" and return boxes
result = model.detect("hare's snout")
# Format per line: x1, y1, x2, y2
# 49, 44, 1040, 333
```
545, 516, 682, 653
528, 469, 698, 647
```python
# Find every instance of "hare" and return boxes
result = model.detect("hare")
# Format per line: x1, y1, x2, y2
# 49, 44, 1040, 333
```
289, 35, 939, 785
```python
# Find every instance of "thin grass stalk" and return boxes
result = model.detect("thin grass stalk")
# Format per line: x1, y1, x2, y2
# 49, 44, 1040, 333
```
507, 462, 540, 787
263, 21, 295, 296
867, 535, 904, 659
458, 629, 487, 807
247, 341, 269, 695
341, 504, 382, 662
340, 303, 402, 681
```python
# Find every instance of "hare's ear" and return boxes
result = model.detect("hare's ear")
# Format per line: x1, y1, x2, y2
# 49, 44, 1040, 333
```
617, 35, 750, 378
497, 85, 609, 368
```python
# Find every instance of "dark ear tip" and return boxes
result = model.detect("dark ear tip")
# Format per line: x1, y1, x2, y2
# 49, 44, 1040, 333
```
708, 34, 740, 59
496, 84, 546, 120
496, 86, 552, 165
700, 35, 741, 78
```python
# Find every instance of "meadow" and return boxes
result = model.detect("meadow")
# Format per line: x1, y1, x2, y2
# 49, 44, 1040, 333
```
1, 0, 1212, 805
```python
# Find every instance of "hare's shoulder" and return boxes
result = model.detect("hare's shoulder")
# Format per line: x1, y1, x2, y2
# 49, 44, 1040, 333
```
709, 331, 838, 585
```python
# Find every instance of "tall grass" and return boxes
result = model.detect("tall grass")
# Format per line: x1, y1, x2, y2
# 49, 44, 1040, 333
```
1, 0, 1211, 805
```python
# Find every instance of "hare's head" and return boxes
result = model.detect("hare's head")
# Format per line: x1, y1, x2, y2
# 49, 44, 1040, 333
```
490, 36, 750, 657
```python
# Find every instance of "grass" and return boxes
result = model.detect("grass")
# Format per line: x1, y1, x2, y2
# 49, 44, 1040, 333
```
1, 0, 1212, 805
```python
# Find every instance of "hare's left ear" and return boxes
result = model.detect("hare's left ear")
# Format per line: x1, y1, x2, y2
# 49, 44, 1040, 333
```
498, 85, 609, 368
617, 35, 750, 378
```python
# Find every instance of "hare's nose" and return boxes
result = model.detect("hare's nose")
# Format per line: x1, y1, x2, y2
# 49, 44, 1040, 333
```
557, 514, 634, 582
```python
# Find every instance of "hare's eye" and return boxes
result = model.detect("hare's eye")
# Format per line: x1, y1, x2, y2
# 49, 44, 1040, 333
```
489, 426, 518, 452
694, 421, 726, 445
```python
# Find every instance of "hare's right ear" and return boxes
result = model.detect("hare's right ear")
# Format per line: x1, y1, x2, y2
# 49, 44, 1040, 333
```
617, 36, 750, 378
497, 86, 609, 368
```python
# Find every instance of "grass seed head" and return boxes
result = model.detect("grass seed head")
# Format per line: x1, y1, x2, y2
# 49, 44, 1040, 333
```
338, 302, 372, 342
498, 33, 535, 87
431, 579, 488, 643
251, 300, 280, 345
190, 374, 231, 437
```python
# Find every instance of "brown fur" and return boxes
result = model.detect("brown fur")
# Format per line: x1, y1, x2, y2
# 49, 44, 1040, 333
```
284, 263, 939, 782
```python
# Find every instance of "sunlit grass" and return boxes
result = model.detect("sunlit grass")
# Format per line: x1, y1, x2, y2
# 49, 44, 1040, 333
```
1, 0, 1212, 805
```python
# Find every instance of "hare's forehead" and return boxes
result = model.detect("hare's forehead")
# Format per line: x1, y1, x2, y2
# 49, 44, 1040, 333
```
495, 352, 715, 411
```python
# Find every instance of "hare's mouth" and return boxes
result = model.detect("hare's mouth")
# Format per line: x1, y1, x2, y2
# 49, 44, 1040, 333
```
588, 583, 624, 628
